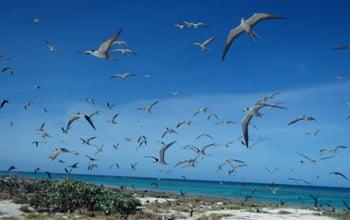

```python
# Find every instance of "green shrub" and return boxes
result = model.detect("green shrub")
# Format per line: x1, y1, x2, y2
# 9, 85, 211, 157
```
0, 176, 140, 215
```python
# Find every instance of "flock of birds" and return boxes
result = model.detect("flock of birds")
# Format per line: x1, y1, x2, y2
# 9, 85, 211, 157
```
1, 11, 350, 209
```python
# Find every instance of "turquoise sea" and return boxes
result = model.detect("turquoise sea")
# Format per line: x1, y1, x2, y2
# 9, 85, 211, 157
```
1, 171, 350, 210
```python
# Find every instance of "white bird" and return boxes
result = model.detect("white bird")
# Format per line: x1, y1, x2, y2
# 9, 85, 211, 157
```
242, 103, 285, 148
111, 48, 137, 55
85, 28, 122, 60
45, 41, 58, 52
67, 113, 96, 130
174, 23, 186, 29
170, 91, 180, 96
222, 13, 286, 60
137, 101, 159, 113
145, 141, 176, 165
183, 21, 207, 29
110, 73, 137, 79
193, 36, 217, 51
176, 120, 195, 128
33, 17, 41, 23
112, 40, 127, 47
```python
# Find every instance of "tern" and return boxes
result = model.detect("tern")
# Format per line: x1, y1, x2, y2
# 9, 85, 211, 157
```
183, 143, 217, 156
111, 48, 137, 55
288, 178, 312, 185
32, 141, 39, 147
85, 154, 98, 162
288, 115, 317, 125
111, 73, 137, 79
33, 17, 41, 23
175, 156, 199, 168
196, 133, 214, 141
24, 101, 33, 110
67, 113, 96, 130
183, 21, 207, 29
145, 141, 176, 165
170, 91, 180, 96
193, 107, 209, 116
131, 162, 138, 170
106, 102, 115, 110
242, 102, 285, 148
37, 122, 51, 139
193, 36, 217, 51
85, 28, 122, 60
0, 99, 9, 108
174, 23, 186, 29
7, 165, 16, 172
320, 145, 347, 155
162, 127, 178, 138
49, 148, 77, 160
45, 41, 58, 52
112, 40, 126, 47
113, 143, 120, 151
2, 67, 14, 75
110, 163, 120, 169
264, 167, 279, 175
330, 172, 348, 181
80, 136, 96, 145
222, 13, 286, 60
176, 120, 195, 128
107, 113, 119, 124
333, 44, 350, 50
137, 101, 159, 113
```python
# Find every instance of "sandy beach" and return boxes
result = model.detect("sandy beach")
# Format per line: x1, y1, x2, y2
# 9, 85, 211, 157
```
0, 196, 338, 220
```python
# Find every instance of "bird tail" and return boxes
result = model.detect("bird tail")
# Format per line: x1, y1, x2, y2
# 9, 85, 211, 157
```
249, 30, 260, 41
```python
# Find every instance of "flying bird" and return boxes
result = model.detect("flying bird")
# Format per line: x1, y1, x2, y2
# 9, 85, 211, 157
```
111, 73, 137, 79
107, 113, 119, 124
162, 127, 178, 138
2, 67, 14, 75
242, 102, 285, 148
111, 48, 137, 55
37, 122, 51, 139
288, 115, 317, 125
333, 44, 350, 50
183, 21, 207, 29
7, 165, 16, 172
106, 102, 115, 110
45, 41, 58, 52
137, 101, 159, 113
320, 145, 347, 155
80, 136, 96, 145
222, 13, 286, 60
24, 101, 33, 110
49, 148, 77, 160
145, 141, 176, 165
67, 113, 96, 130
193, 36, 217, 52
85, 28, 122, 60
176, 120, 195, 128
330, 172, 348, 181
193, 107, 209, 116
0, 99, 9, 108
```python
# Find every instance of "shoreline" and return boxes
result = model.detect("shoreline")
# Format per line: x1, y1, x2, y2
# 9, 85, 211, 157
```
1, 175, 349, 219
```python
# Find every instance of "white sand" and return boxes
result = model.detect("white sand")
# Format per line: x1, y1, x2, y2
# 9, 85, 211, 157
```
138, 196, 176, 205
201, 207, 336, 220
0, 200, 24, 219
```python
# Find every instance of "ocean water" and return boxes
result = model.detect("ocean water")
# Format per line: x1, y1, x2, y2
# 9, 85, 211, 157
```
1, 171, 350, 210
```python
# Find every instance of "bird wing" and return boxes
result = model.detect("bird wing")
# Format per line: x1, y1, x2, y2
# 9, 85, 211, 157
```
245, 13, 286, 27
288, 117, 302, 125
98, 28, 123, 53
159, 141, 176, 163
39, 122, 45, 130
84, 115, 96, 130
241, 113, 253, 148
148, 101, 159, 110
296, 152, 313, 162
221, 26, 244, 61
67, 115, 80, 128
330, 172, 348, 180
203, 36, 217, 46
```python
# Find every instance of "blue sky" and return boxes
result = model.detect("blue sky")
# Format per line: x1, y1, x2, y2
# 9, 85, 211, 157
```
0, 0, 350, 187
